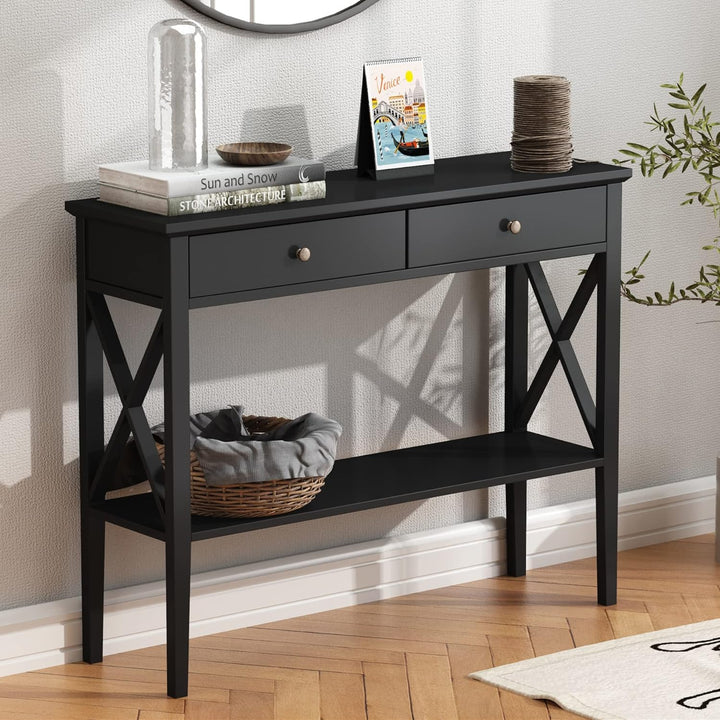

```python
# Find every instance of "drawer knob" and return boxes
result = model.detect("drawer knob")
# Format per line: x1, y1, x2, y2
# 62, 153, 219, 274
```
296, 247, 311, 262
506, 219, 522, 235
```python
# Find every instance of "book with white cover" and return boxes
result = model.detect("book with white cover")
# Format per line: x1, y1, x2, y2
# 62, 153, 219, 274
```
99, 181, 326, 216
98, 156, 325, 197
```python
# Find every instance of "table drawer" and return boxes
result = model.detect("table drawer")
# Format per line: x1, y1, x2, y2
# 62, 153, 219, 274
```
190, 211, 406, 297
408, 186, 605, 267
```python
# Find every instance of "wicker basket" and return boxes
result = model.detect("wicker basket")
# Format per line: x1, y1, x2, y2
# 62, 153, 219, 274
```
156, 415, 326, 518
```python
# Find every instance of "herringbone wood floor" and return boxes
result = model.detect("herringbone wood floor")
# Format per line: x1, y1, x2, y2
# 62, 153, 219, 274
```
0, 534, 718, 719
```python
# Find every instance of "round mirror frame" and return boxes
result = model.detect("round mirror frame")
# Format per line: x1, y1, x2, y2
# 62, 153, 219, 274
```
181, 0, 381, 34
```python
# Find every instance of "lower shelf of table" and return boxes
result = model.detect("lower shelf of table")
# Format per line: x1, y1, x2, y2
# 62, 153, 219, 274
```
91, 430, 602, 541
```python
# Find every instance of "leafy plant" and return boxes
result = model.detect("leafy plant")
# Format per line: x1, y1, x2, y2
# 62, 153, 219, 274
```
614, 74, 720, 306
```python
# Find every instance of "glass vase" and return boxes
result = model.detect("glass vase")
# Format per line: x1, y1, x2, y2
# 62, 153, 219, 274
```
148, 19, 207, 171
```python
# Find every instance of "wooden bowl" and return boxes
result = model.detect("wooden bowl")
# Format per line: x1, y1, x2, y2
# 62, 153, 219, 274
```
216, 142, 293, 166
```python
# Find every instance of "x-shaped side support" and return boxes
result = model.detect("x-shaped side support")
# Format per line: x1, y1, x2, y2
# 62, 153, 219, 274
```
515, 257, 600, 448
86, 292, 166, 523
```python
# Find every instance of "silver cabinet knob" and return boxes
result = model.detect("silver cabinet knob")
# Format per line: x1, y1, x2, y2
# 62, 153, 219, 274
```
296, 247, 311, 262
506, 220, 522, 235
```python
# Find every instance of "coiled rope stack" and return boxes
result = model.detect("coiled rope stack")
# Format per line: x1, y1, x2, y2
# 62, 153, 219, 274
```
511, 75, 573, 173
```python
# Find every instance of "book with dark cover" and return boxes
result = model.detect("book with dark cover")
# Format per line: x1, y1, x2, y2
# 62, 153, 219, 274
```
99, 181, 326, 216
99, 156, 325, 197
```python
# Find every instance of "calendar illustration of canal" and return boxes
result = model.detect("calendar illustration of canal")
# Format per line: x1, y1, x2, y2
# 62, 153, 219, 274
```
374, 119, 429, 167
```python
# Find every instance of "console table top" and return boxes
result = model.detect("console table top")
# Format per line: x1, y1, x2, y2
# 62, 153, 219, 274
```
66, 151, 631, 236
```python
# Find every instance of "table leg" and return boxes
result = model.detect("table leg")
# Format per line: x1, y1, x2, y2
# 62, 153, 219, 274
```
80, 515, 105, 662
595, 184, 622, 606
164, 236, 192, 698
505, 263, 529, 577
166, 528, 191, 698
595, 466, 618, 605
506, 482, 527, 577
77, 219, 106, 663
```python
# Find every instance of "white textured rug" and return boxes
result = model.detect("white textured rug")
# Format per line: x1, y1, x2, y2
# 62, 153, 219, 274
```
470, 619, 720, 720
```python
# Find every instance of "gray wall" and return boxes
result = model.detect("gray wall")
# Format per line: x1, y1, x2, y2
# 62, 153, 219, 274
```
1, 0, 719, 611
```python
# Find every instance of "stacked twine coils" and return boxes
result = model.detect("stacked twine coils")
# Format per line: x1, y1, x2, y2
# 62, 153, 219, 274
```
511, 75, 573, 173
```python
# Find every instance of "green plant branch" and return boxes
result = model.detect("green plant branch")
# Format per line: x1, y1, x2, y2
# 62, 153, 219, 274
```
614, 74, 720, 306
620, 247, 720, 306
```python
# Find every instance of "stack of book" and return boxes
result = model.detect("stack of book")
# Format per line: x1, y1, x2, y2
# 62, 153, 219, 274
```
98, 156, 326, 216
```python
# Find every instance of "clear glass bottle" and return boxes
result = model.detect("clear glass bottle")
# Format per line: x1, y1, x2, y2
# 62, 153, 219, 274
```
148, 19, 207, 171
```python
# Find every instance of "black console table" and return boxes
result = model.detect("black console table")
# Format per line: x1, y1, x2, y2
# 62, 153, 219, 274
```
67, 152, 631, 697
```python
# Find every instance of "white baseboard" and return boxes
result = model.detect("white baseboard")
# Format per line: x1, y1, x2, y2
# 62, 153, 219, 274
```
0, 474, 715, 677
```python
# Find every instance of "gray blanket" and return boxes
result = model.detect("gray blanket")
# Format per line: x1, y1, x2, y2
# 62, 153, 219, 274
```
151, 406, 342, 486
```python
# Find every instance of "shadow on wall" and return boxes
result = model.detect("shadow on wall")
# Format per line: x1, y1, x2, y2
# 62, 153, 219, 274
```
187, 272, 489, 455
238, 105, 358, 171
240, 105, 314, 159
0, 70, 82, 609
